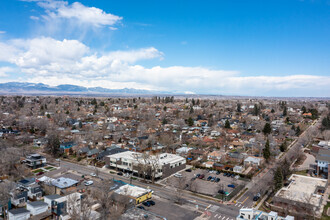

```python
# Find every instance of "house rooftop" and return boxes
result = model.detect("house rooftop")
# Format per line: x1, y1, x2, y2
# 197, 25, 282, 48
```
27, 201, 48, 207
44, 194, 62, 200
9, 208, 30, 215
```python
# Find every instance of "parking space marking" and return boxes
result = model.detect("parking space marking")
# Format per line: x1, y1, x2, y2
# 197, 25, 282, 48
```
226, 218, 229, 220
214, 214, 218, 218
218, 215, 222, 219
222, 216, 226, 220
241, 196, 249, 204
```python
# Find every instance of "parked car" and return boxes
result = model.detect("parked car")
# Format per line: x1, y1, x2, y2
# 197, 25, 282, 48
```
196, 174, 201, 178
191, 177, 196, 181
215, 178, 220, 182
137, 206, 145, 210
207, 176, 212, 181
90, 173, 97, 177
143, 201, 151, 207
36, 172, 44, 176
218, 190, 225, 194
117, 172, 123, 176
228, 184, 235, 188
148, 200, 155, 206
84, 180, 93, 186
230, 174, 235, 178
199, 174, 205, 179
174, 173, 183, 178
216, 171, 220, 175
253, 193, 261, 201
185, 169, 192, 172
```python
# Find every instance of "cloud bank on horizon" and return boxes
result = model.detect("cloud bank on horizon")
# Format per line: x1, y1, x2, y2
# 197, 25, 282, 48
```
0, 0, 329, 97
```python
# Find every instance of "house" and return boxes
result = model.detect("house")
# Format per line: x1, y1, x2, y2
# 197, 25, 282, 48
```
175, 146, 193, 156
44, 194, 62, 208
51, 192, 82, 218
24, 154, 46, 169
26, 184, 43, 200
26, 201, 48, 216
244, 156, 264, 167
77, 146, 90, 156
60, 141, 76, 153
207, 151, 223, 162
315, 148, 330, 177
87, 148, 100, 158
10, 188, 28, 207
8, 208, 30, 220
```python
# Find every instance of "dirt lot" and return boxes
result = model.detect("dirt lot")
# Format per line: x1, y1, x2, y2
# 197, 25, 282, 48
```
163, 169, 246, 197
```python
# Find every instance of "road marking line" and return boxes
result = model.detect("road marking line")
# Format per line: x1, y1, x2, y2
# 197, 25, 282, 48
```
226, 218, 229, 220
222, 216, 226, 220
218, 215, 222, 219
214, 214, 218, 218
241, 196, 249, 204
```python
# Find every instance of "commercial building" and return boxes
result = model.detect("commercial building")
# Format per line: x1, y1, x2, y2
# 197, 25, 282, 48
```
105, 151, 186, 179
236, 208, 294, 220
115, 184, 152, 204
273, 174, 327, 216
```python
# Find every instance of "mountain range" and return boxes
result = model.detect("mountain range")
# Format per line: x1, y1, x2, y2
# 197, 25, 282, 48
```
0, 82, 170, 95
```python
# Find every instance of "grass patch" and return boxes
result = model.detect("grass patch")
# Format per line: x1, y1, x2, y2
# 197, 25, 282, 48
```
49, 168, 57, 171
32, 169, 43, 173
321, 202, 330, 220
293, 170, 309, 176
110, 171, 116, 174
45, 166, 54, 170
233, 187, 248, 202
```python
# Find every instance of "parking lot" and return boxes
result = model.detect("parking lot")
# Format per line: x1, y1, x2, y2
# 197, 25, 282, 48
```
164, 168, 246, 198
138, 197, 199, 220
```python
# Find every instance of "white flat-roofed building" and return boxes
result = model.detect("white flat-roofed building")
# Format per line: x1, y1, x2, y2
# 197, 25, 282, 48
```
273, 174, 327, 216
237, 208, 294, 220
115, 184, 152, 204
105, 151, 186, 179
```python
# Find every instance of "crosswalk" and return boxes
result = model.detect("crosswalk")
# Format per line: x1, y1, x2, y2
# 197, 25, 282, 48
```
209, 203, 243, 220
212, 213, 234, 220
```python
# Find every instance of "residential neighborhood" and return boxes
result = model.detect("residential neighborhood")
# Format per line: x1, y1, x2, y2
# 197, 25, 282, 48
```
0, 95, 329, 219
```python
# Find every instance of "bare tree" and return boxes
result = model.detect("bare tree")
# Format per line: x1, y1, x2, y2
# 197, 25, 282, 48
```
175, 176, 186, 205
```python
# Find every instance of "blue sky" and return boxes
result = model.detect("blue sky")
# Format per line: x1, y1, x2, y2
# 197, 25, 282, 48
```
0, 0, 329, 96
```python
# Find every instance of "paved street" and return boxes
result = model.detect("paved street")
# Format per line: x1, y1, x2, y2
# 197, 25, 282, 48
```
59, 160, 241, 219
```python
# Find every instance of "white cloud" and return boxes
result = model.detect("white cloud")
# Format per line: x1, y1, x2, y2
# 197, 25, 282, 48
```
30, 15, 40, 20
0, 31, 5, 34
28, 0, 122, 28
0, 36, 329, 96
0, 67, 15, 77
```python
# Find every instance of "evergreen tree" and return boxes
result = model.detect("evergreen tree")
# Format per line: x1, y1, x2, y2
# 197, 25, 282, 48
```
283, 106, 287, 116
271, 108, 275, 113
321, 115, 330, 130
237, 103, 241, 112
253, 104, 260, 116
162, 118, 168, 125
263, 123, 271, 135
263, 139, 271, 161
279, 142, 287, 152
224, 119, 231, 129
190, 106, 194, 114
187, 117, 194, 126
301, 106, 306, 113
274, 167, 283, 191
296, 126, 301, 136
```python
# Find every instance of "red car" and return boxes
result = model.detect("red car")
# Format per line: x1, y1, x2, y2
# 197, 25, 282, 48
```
36, 172, 44, 176
199, 174, 205, 179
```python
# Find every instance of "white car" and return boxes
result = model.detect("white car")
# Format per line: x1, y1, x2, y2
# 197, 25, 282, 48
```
174, 173, 183, 178
90, 173, 97, 177
84, 180, 93, 186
